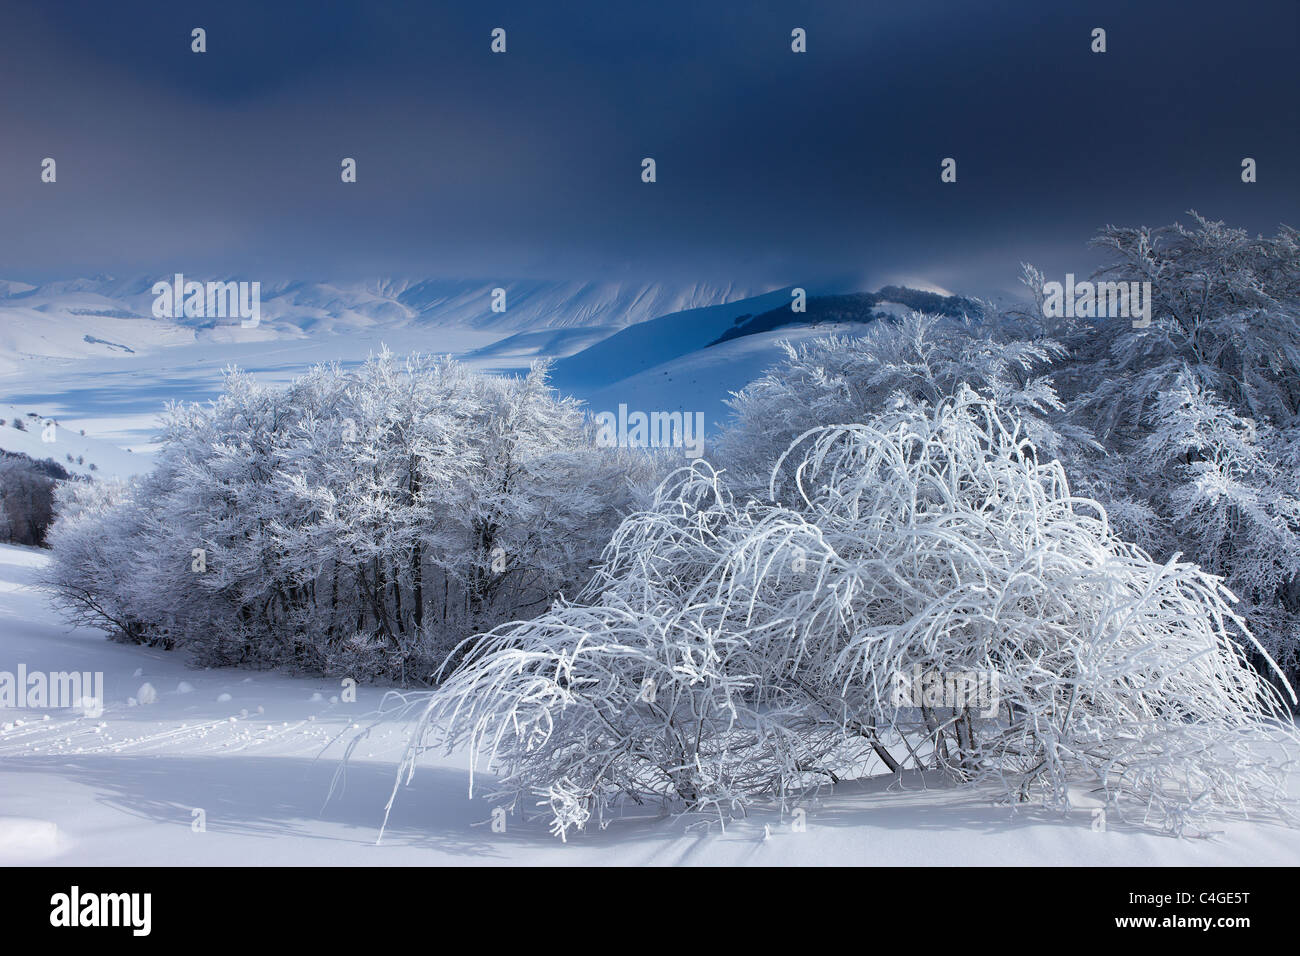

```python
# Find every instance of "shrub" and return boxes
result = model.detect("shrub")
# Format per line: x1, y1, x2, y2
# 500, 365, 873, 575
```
394, 390, 1296, 839
45, 351, 653, 680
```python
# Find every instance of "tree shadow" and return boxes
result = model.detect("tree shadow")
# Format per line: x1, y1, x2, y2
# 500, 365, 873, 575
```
5, 756, 1279, 863
3, 753, 513, 859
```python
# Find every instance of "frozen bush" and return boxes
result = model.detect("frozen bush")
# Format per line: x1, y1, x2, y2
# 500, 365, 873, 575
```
392, 390, 1296, 839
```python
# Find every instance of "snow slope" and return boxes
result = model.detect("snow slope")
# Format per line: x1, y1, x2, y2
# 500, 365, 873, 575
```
0, 404, 149, 479
0, 276, 763, 376
547, 288, 966, 434
0, 281, 921, 461
0, 291, 198, 377
1, 543, 1297, 866
579, 322, 876, 437
547, 287, 797, 393
0, 277, 769, 452
0, 327, 510, 454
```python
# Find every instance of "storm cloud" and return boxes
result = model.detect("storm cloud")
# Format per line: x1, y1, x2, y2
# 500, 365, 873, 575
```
1, 0, 1296, 297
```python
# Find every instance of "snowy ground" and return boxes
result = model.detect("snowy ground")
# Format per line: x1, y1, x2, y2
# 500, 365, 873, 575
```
2, 543, 1298, 866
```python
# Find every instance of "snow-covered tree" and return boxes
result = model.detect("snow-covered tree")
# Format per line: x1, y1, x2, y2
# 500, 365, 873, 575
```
1045, 213, 1300, 675
388, 390, 1295, 840
45, 351, 641, 681
716, 310, 1090, 496
1052, 213, 1300, 445
43, 477, 151, 643
0, 453, 67, 546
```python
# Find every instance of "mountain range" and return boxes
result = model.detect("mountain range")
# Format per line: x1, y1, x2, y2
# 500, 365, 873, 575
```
0, 276, 767, 374
0, 275, 984, 460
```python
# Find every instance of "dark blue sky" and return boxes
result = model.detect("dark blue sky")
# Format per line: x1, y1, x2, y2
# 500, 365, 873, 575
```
2, 0, 1296, 297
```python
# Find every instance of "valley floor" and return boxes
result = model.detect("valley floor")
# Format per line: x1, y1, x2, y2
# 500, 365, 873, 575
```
1, 543, 1297, 866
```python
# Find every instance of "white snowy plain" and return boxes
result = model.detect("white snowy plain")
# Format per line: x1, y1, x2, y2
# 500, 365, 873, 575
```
2, 544, 1299, 866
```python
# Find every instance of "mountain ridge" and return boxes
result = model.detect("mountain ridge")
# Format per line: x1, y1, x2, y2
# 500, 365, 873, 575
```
0, 276, 771, 375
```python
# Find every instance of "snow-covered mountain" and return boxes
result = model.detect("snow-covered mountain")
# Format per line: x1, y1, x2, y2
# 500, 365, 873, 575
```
546, 287, 798, 392
0, 275, 764, 375
0, 277, 974, 453
548, 286, 983, 433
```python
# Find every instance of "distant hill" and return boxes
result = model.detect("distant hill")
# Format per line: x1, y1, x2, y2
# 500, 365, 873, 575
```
0, 405, 147, 480
547, 288, 797, 394
0, 275, 767, 374
709, 287, 984, 347
549, 284, 984, 436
